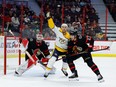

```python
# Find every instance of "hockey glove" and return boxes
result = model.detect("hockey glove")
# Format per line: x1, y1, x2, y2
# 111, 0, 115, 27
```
46, 12, 51, 18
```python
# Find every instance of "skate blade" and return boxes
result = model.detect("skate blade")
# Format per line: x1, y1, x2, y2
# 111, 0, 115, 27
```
69, 78, 79, 81
14, 73, 21, 77
98, 79, 105, 83
44, 77, 48, 80
43, 74, 49, 80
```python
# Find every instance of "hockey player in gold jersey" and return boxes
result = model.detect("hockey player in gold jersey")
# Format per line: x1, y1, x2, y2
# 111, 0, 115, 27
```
44, 12, 71, 78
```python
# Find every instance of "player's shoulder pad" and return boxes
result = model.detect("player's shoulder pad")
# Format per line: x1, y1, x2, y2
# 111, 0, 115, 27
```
65, 32, 71, 40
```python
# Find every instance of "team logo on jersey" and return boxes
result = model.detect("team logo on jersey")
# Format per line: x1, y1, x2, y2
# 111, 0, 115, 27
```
59, 37, 66, 44
76, 46, 83, 52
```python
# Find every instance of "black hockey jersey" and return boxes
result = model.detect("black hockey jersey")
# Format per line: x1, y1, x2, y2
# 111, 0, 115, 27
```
68, 35, 94, 53
25, 38, 50, 60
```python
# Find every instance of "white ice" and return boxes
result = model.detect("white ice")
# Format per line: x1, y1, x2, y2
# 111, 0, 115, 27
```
0, 57, 116, 87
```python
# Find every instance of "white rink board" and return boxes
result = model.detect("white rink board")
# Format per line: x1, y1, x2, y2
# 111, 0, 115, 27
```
0, 36, 20, 58
0, 36, 116, 58
0, 36, 5, 58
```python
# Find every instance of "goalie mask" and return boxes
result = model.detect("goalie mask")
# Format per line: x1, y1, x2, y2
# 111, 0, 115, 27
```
36, 33, 43, 43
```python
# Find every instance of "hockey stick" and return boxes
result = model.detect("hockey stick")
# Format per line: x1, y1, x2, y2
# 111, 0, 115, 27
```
25, 51, 37, 65
57, 46, 110, 61
57, 51, 87, 61
9, 30, 48, 72
92, 46, 110, 52
9, 30, 15, 37
9, 30, 37, 65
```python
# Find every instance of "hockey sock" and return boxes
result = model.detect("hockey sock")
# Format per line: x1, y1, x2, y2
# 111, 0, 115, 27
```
90, 64, 101, 75
62, 62, 68, 71
68, 63, 76, 73
44, 56, 57, 74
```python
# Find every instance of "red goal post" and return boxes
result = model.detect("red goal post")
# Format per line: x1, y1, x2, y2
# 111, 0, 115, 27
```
0, 36, 21, 75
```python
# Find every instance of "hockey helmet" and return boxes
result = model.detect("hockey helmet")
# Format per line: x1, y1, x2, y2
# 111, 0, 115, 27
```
36, 33, 43, 41
70, 31, 77, 35
61, 23, 68, 28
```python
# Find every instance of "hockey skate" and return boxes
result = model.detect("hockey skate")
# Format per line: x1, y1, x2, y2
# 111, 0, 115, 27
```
61, 69, 68, 76
44, 67, 52, 78
97, 74, 104, 82
69, 70, 79, 81
44, 72, 49, 78
39, 59, 56, 74
44, 68, 56, 78
14, 71, 22, 77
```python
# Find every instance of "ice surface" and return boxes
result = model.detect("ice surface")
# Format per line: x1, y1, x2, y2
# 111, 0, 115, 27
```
0, 57, 116, 87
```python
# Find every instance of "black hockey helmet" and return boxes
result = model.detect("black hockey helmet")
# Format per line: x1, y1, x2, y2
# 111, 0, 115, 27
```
70, 31, 77, 36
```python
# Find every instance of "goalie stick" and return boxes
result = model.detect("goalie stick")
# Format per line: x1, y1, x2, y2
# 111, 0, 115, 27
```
9, 30, 44, 75
9, 30, 37, 65
15, 49, 50, 76
14, 50, 54, 76
9, 30, 15, 37
9, 30, 52, 76
25, 51, 37, 65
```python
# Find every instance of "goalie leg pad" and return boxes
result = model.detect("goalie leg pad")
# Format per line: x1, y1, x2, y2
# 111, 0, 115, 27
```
27, 55, 38, 68
15, 54, 38, 76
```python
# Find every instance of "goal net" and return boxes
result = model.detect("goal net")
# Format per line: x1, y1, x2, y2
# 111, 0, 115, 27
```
0, 36, 24, 75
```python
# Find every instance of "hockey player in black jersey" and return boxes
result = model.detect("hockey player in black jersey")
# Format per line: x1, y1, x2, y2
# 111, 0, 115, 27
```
14, 33, 56, 76
66, 32, 104, 82
25, 33, 50, 61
